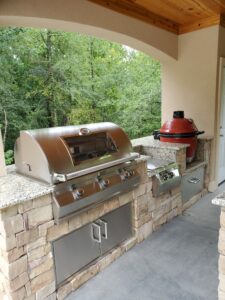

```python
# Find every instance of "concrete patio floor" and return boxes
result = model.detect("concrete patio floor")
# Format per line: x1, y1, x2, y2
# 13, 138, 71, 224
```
67, 186, 224, 300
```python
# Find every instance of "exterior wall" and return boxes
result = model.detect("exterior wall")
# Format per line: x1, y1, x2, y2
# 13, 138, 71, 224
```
162, 26, 220, 191
0, 159, 182, 300
162, 26, 219, 136
213, 27, 225, 190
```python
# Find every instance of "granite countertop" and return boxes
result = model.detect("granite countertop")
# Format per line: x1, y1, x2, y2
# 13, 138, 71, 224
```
0, 157, 149, 210
212, 192, 225, 207
131, 135, 189, 150
0, 165, 53, 210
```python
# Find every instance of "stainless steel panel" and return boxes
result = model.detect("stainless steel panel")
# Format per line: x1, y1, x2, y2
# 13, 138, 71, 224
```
52, 223, 100, 286
181, 167, 204, 204
52, 163, 140, 223
151, 162, 181, 197
53, 175, 139, 223
100, 203, 132, 255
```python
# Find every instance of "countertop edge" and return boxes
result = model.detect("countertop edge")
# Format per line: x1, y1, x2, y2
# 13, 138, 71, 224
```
212, 197, 225, 207
0, 189, 53, 210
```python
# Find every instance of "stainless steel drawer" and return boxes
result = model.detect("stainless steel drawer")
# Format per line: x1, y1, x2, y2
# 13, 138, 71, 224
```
181, 167, 204, 204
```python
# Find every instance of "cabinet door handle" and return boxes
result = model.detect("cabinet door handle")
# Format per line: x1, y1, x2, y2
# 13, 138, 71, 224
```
188, 177, 200, 184
91, 223, 101, 243
98, 219, 108, 239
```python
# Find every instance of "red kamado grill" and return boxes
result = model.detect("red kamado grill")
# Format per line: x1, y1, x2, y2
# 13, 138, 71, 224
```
154, 111, 204, 163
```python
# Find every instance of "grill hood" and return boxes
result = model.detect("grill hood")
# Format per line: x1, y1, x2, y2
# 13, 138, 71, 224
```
14, 122, 138, 184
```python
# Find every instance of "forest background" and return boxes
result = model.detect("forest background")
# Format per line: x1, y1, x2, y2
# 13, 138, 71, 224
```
0, 27, 161, 164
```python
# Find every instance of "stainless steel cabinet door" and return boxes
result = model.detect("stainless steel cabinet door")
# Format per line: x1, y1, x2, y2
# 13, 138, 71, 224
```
52, 224, 100, 285
100, 203, 132, 255
181, 167, 204, 204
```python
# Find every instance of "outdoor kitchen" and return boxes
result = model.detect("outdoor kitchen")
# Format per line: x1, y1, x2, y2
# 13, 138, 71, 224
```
0, 113, 213, 299
2, 1, 225, 299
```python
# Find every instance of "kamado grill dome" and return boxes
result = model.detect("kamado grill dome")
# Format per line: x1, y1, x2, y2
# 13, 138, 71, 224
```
154, 111, 204, 162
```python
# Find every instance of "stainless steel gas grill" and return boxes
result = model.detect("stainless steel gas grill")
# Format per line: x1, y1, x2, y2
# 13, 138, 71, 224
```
14, 122, 140, 223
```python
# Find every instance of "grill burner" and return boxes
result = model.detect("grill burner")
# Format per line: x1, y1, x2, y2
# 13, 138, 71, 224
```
14, 122, 140, 223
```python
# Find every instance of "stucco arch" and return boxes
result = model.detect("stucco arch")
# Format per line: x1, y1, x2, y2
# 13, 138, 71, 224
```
0, 0, 178, 62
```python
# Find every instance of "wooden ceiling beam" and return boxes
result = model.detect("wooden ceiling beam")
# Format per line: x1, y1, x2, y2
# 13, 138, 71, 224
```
89, 0, 179, 34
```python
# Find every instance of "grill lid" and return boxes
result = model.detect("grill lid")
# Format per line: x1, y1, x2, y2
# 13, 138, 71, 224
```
14, 122, 139, 184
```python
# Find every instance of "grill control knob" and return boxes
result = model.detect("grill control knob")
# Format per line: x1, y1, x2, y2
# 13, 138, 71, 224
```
102, 179, 110, 188
97, 177, 110, 189
129, 170, 135, 176
71, 184, 77, 191
124, 171, 130, 179
168, 172, 174, 179
75, 188, 84, 199
118, 168, 134, 180
163, 175, 168, 181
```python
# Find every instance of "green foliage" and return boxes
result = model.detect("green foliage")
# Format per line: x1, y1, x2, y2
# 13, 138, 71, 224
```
0, 27, 161, 162
4, 150, 14, 165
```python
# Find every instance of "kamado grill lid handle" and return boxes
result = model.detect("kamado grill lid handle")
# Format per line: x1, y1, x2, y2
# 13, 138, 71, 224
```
196, 131, 205, 136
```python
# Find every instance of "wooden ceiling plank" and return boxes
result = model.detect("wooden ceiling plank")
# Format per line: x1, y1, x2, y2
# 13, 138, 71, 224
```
89, 0, 179, 34
179, 14, 221, 34
133, 0, 212, 24
195, 0, 225, 14
89, 0, 225, 35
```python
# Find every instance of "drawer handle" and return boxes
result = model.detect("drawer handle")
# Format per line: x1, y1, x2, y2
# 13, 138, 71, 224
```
188, 177, 200, 184
98, 219, 108, 240
91, 223, 101, 243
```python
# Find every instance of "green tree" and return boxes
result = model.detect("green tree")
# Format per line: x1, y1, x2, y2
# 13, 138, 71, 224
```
0, 27, 161, 164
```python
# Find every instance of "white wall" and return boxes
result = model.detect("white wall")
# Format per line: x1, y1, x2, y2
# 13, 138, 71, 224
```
162, 26, 219, 134
162, 26, 220, 190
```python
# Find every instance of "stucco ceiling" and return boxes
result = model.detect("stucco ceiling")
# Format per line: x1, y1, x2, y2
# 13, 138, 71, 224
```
89, 0, 225, 34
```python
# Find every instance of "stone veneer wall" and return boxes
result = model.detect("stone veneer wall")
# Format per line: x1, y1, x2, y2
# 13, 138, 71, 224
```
140, 146, 187, 175
0, 159, 182, 300
218, 208, 225, 300
195, 138, 212, 189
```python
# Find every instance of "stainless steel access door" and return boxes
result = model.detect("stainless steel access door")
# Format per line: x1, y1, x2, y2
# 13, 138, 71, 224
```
99, 203, 132, 255
181, 166, 204, 204
52, 223, 100, 285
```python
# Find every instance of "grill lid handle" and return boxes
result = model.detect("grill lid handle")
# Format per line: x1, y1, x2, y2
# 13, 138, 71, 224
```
53, 173, 66, 182
79, 128, 91, 135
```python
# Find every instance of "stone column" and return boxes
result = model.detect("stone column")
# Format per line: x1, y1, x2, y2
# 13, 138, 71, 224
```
212, 198, 225, 300
219, 208, 225, 299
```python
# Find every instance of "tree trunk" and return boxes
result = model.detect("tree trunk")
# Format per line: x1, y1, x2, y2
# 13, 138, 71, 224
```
45, 30, 58, 127
3, 109, 7, 151
89, 38, 96, 114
